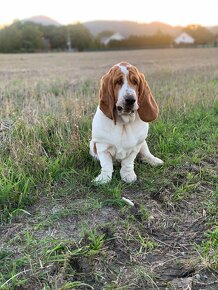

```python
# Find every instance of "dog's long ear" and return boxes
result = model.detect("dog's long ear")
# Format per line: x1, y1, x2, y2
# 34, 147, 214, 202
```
138, 73, 159, 122
99, 72, 116, 124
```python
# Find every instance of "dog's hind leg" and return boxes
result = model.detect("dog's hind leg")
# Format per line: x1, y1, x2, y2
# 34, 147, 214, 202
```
138, 141, 164, 166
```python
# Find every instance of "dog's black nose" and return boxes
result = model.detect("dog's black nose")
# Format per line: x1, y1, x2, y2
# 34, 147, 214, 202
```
125, 95, 136, 105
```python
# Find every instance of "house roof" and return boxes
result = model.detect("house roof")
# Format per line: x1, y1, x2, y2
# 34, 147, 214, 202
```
102, 33, 125, 45
174, 32, 195, 44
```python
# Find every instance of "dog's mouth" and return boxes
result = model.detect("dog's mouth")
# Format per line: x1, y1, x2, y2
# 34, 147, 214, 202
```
116, 106, 135, 115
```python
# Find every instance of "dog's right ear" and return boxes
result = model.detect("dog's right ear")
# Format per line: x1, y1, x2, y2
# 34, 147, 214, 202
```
99, 72, 116, 124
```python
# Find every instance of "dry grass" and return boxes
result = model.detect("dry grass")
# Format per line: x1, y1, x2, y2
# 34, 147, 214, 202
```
1, 48, 218, 80
1, 48, 218, 120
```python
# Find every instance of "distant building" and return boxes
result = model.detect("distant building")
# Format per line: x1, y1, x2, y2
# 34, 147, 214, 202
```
102, 33, 125, 45
174, 32, 195, 45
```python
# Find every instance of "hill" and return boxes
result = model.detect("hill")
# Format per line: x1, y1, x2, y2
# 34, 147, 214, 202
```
83, 20, 183, 37
23, 15, 61, 27
20, 16, 217, 38
208, 25, 218, 34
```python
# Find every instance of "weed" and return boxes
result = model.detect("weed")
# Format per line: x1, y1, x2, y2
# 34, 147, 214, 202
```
87, 230, 105, 252
198, 226, 218, 270
136, 232, 158, 253
60, 282, 94, 289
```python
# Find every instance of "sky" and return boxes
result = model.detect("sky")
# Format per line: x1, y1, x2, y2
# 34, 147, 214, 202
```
0, 0, 218, 27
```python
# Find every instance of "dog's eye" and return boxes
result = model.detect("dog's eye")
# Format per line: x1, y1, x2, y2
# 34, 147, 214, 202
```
132, 78, 138, 85
115, 78, 123, 86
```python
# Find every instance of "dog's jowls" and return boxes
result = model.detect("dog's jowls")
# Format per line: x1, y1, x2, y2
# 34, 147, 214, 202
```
90, 62, 163, 183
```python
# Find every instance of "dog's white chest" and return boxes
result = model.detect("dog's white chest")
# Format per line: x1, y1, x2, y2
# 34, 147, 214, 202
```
107, 122, 146, 160
91, 107, 149, 162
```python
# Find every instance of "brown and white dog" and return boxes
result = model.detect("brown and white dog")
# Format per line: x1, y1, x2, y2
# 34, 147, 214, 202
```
90, 62, 163, 183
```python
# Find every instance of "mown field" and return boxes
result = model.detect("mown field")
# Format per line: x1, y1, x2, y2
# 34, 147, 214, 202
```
0, 48, 217, 290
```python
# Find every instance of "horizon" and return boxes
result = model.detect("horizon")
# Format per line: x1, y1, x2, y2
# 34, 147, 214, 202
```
3, 16, 218, 29
1, 0, 218, 27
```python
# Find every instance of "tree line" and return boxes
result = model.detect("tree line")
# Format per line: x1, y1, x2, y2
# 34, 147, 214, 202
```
0, 21, 98, 52
0, 21, 216, 53
108, 25, 216, 49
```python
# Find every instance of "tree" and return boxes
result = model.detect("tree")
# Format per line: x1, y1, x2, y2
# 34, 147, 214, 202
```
66, 23, 94, 51
0, 21, 22, 52
48, 26, 67, 50
0, 21, 43, 52
20, 23, 43, 51
183, 24, 215, 45
108, 32, 173, 49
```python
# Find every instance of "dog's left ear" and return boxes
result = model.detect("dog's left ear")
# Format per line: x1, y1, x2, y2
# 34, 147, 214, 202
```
138, 73, 159, 122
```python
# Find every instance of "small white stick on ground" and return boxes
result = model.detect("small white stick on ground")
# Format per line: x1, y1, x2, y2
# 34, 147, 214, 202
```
122, 197, 135, 207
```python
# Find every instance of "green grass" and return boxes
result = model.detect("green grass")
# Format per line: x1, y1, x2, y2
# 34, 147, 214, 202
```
198, 225, 218, 270
0, 103, 217, 289
0, 50, 218, 289
0, 103, 217, 216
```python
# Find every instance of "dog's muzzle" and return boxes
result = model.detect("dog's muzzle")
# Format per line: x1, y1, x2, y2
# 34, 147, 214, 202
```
117, 95, 137, 114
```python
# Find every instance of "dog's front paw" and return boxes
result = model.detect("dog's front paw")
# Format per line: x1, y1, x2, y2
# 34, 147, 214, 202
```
93, 172, 112, 184
120, 170, 137, 183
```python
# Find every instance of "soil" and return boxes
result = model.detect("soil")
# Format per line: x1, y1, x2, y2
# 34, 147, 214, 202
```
1, 159, 217, 290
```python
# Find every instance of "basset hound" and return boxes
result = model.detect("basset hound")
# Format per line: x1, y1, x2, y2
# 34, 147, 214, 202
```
90, 62, 163, 183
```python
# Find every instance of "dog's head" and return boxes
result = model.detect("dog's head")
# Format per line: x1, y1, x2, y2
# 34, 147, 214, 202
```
99, 61, 159, 124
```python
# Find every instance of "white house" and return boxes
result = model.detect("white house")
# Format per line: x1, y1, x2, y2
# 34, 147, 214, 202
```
174, 32, 195, 45
102, 33, 125, 45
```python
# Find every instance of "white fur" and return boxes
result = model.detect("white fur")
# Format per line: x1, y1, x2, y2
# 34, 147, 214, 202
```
90, 107, 163, 184
90, 63, 163, 184
115, 64, 138, 111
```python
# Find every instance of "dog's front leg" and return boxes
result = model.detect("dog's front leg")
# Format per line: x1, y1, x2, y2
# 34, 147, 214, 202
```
120, 151, 138, 183
94, 144, 113, 184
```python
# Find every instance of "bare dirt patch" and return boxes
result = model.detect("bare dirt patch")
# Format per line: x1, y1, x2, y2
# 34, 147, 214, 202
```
1, 158, 217, 289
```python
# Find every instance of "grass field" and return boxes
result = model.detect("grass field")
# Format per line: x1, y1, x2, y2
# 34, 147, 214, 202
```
0, 48, 217, 290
